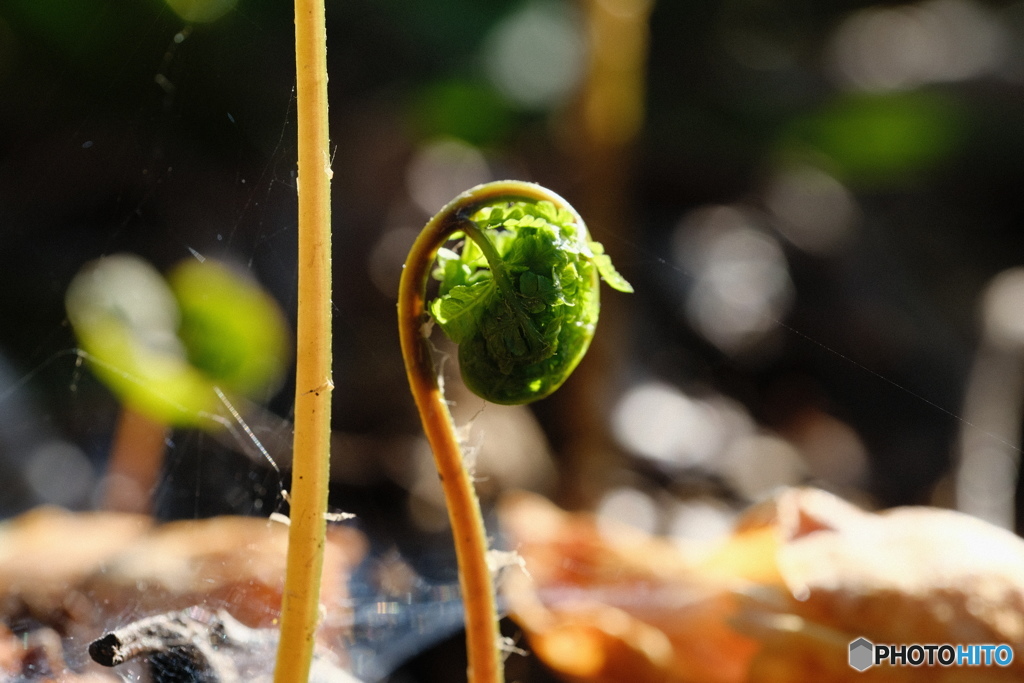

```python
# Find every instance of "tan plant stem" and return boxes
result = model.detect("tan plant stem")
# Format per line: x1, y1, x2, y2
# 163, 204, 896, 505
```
274, 0, 332, 681
398, 180, 582, 683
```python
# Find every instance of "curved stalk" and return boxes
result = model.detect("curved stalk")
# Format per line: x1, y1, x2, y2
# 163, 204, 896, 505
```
274, 0, 332, 680
398, 181, 585, 683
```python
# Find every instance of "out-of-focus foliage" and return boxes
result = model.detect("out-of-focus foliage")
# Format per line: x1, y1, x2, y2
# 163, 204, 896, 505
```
164, 0, 237, 24
66, 255, 289, 426
170, 259, 289, 399
410, 80, 513, 147
785, 92, 966, 187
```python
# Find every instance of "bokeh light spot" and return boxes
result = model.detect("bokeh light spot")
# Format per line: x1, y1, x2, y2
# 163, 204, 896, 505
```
764, 164, 859, 255
612, 382, 727, 468
829, 0, 1007, 92
597, 486, 658, 535
26, 440, 95, 508
982, 268, 1024, 350
721, 434, 805, 500
674, 206, 793, 355
668, 499, 735, 543
483, 2, 586, 110
405, 138, 491, 216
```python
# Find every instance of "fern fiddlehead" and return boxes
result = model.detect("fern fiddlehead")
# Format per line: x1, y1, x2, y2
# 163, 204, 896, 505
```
429, 184, 632, 404
398, 179, 630, 683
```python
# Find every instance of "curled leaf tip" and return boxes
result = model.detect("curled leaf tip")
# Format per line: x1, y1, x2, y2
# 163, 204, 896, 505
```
428, 183, 631, 405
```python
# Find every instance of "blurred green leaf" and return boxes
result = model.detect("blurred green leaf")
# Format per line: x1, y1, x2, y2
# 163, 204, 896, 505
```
164, 0, 236, 23
5, 0, 120, 58
66, 254, 290, 427
169, 259, 289, 399
784, 92, 965, 187
410, 80, 513, 147
65, 254, 214, 425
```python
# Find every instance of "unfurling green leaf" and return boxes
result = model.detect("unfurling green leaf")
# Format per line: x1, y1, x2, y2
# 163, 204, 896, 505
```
429, 197, 630, 404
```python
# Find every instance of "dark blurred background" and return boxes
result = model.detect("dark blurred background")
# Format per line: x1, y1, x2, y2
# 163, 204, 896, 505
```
2, 0, 1024, 678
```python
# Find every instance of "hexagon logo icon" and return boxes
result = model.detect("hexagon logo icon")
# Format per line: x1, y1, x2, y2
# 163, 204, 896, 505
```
849, 638, 874, 671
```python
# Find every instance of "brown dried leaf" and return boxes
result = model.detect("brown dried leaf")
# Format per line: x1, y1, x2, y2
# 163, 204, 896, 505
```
84, 515, 367, 639
0, 507, 151, 624
500, 488, 1024, 683
0, 508, 368, 680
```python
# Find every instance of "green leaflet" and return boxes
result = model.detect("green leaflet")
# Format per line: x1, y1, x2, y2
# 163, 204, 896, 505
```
429, 280, 495, 344
590, 241, 634, 294
429, 198, 631, 405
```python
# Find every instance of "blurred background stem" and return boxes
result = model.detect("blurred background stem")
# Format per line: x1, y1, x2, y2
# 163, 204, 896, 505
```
101, 406, 167, 513
554, 0, 654, 509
